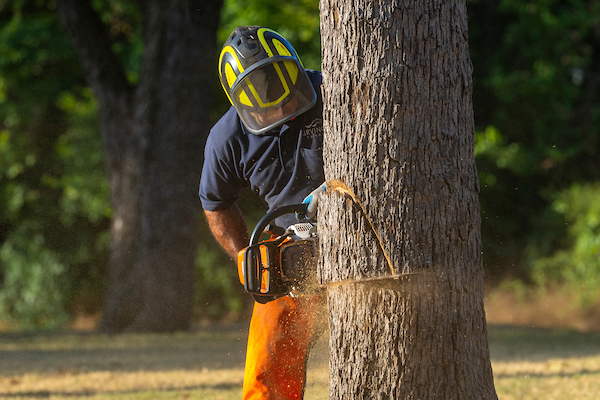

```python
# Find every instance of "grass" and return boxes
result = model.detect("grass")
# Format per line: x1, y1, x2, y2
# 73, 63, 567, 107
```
0, 326, 251, 399
1, 323, 600, 399
488, 326, 600, 399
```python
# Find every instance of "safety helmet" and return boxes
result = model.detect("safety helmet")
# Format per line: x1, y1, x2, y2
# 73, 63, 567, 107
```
218, 26, 317, 135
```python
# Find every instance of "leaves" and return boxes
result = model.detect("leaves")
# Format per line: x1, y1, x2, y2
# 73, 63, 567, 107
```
533, 183, 600, 308
0, 1, 109, 328
0, 228, 69, 330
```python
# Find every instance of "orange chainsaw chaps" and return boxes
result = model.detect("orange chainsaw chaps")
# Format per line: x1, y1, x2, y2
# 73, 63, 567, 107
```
243, 295, 322, 400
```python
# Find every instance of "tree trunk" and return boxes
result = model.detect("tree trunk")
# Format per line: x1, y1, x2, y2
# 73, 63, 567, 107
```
57, 0, 224, 332
319, 0, 497, 398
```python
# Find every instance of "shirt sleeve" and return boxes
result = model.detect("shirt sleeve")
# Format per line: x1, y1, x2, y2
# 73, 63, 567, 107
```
199, 113, 248, 211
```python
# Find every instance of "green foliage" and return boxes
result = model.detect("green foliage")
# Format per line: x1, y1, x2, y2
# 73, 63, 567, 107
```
55, 89, 111, 226
0, 227, 69, 329
491, 0, 599, 160
475, 126, 528, 178
469, 0, 600, 280
0, 1, 110, 328
52, 88, 111, 315
533, 183, 600, 308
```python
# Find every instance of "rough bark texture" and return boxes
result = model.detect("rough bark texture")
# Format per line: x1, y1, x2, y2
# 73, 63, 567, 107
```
57, 0, 223, 332
319, 0, 497, 398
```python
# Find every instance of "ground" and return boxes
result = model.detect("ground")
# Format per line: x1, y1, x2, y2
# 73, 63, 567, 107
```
1, 285, 600, 399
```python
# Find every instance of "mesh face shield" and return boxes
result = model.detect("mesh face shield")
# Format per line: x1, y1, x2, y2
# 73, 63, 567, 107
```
229, 57, 317, 135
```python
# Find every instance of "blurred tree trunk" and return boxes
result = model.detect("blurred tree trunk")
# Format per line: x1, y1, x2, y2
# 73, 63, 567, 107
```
56, 0, 223, 332
319, 0, 497, 398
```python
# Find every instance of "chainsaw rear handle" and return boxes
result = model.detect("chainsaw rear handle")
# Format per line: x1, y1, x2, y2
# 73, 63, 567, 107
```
243, 235, 287, 293
249, 203, 309, 246
244, 203, 309, 304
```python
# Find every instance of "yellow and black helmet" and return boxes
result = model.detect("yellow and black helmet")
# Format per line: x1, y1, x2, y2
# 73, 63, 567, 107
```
218, 26, 317, 135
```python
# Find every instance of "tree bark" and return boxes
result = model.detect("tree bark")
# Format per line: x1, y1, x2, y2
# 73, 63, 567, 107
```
57, 0, 224, 332
319, 0, 497, 398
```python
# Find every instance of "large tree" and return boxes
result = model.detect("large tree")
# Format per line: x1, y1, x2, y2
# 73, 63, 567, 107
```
319, 0, 497, 397
56, 0, 223, 332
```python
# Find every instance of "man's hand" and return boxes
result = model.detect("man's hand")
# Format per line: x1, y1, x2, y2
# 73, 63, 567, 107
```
204, 204, 249, 259
302, 182, 327, 219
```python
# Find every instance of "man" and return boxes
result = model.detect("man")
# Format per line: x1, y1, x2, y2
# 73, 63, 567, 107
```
199, 26, 324, 400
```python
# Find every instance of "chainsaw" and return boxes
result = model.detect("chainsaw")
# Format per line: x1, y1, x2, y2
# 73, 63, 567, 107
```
237, 184, 427, 304
237, 203, 322, 304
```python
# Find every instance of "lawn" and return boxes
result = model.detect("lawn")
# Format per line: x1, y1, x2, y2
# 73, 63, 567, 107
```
1, 323, 600, 399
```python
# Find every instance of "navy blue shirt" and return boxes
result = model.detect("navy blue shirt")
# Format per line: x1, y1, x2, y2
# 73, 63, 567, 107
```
199, 70, 324, 227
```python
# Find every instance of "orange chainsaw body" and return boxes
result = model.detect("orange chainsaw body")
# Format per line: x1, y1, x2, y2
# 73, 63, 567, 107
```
236, 204, 319, 304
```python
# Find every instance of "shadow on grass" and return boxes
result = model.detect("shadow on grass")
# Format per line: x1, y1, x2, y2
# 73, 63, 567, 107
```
487, 324, 600, 362
0, 324, 249, 376
493, 367, 600, 380
0, 383, 240, 398
3, 323, 600, 390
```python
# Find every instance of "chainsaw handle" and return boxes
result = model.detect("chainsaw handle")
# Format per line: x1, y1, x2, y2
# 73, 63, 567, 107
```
249, 204, 308, 246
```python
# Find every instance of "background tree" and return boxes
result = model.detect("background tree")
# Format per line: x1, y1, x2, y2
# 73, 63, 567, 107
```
319, 0, 497, 397
56, 0, 223, 332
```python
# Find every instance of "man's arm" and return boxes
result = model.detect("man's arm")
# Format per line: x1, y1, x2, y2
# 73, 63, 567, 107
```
204, 204, 249, 259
